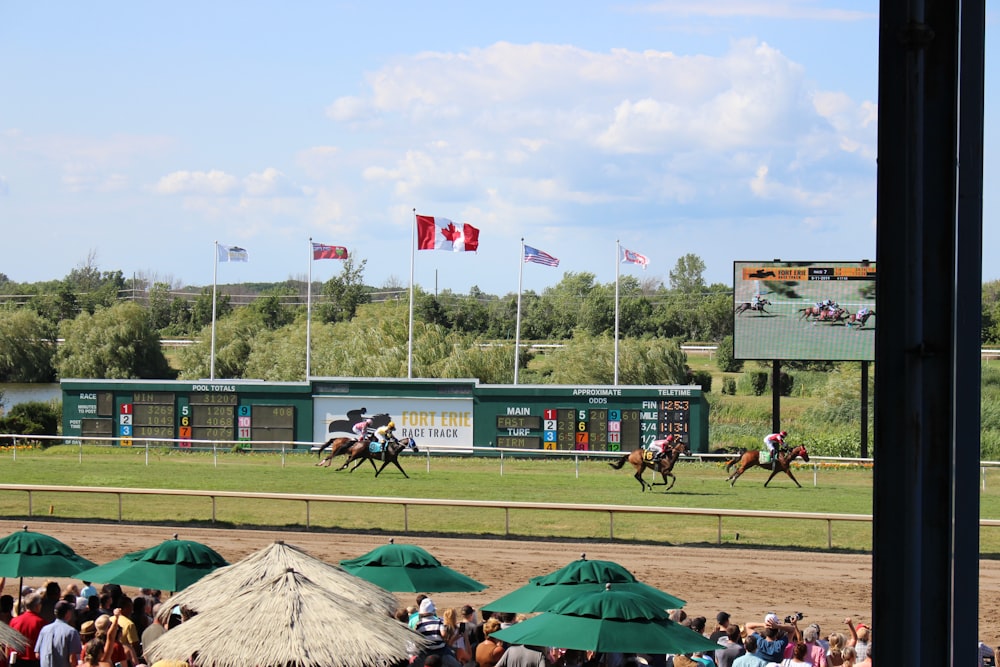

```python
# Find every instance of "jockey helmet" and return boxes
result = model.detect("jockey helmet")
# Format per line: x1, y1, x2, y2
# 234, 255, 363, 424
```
779, 430, 787, 437
365, 418, 373, 426
388, 421, 395, 429
665, 435, 675, 442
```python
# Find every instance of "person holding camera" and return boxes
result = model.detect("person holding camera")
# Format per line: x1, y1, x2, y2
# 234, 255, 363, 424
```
743, 613, 800, 664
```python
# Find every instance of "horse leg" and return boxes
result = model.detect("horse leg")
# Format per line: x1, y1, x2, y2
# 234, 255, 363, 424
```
374, 458, 393, 478
348, 456, 368, 473
662, 472, 676, 491
387, 458, 409, 479
368, 456, 380, 473
727, 465, 746, 486
783, 466, 803, 488
634, 468, 649, 492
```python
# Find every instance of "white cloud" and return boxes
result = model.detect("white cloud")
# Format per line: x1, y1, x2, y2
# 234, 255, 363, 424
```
154, 170, 240, 196
243, 168, 302, 197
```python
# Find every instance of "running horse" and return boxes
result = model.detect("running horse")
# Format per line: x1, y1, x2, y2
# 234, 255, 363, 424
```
608, 441, 689, 492
797, 306, 848, 323
845, 310, 876, 329
734, 298, 771, 316
724, 444, 811, 487
338, 437, 420, 478
314, 412, 392, 467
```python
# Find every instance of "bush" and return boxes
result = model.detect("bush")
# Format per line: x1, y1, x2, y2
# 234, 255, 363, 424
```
689, 370, 712, 392
715, 336, 743, 373
0, 401, 60, 443
737, 371, 769, 396
770, 371, 794, 396
722, 377, 737, 395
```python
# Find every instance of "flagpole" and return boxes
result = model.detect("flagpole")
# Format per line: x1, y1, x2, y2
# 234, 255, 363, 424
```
514, 238, 524, 385
306, 237, 313, 380
407, 208, 416, 379
210, 240, 219, 380
614, 240, 621, 385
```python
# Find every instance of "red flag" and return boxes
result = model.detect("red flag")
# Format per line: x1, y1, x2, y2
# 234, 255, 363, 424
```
416, 215, 480, 252
312, 243, 349, 260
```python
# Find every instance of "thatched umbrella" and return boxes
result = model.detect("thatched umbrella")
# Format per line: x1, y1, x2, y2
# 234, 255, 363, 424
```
0, 622, 28, 653
145, 568, 427, 667
156, 541, 398, 623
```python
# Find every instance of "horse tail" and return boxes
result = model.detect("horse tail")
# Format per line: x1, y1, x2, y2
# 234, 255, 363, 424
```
608, 455, 629, 470
316, 438, 333, 457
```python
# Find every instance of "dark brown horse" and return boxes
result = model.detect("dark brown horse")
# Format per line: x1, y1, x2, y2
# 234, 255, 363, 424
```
338, 437, 419, 478
609, 441, 689, 492
724, 444, 811, 487
734, 298, 771, 316
314, 437, 357, 467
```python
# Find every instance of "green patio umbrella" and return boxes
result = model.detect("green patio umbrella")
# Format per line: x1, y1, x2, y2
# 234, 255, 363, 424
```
0, 526, 96, 578
482, 554, 685, 613
490, 585, 720, 654
75, 534, 228, 592
339, 539, 487, 593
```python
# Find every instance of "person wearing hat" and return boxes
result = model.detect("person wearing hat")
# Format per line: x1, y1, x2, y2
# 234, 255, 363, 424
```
414, 598, 455, 662
35, 600, 81, 667
744, 613, 798, 664
844, 618, 870, 662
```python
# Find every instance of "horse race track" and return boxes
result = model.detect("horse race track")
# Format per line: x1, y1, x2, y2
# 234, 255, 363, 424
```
734, 306, 875, 360
5, 519, 1000, 648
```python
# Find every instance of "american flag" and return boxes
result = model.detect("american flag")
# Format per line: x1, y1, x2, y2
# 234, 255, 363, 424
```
524, 245, 559, 267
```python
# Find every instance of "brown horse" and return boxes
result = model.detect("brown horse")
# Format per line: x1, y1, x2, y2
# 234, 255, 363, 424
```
608, 441, 689, 492
338, 437, 419, 478
314, 437, 357, 467
845, 310, 876, 328
724, 444, 811, 487
734, 298, 771, 316
797, 306, 847, 322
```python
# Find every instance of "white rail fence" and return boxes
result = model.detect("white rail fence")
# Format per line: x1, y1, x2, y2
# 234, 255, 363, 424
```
0, 483, 881, 548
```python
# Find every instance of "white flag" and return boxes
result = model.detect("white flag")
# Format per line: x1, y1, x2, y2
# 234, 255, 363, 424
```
218, 244, 249, 262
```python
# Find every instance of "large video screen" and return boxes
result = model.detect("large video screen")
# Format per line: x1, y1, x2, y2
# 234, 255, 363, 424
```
733, 260, 876, 361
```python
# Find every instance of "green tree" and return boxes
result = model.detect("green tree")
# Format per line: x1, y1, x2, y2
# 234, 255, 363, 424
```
177, 307, 265, 380
0, 309, 57, 382
250, 285, 297, 329
669, 253, 707, 293
317, 257, 370, 323
191, 287, 231, 330
56, 302, 174, 379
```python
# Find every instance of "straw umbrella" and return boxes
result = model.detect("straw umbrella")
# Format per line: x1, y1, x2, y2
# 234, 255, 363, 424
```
145, 568, 427, 667
0, 623, 28, 653
157, 541, 397, 623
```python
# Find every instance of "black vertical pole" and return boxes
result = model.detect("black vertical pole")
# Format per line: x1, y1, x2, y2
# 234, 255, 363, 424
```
860, 361, 869, 459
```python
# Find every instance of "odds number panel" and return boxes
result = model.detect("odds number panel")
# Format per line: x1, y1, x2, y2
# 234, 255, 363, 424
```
485, 387, 705, 453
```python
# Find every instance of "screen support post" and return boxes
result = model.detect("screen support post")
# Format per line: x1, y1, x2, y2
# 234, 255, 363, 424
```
771, 360, 781, 434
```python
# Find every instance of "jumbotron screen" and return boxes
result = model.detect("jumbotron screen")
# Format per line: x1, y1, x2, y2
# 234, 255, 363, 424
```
733, 260, 876, 361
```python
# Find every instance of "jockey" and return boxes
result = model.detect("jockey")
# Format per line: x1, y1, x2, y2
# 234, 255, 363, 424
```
751, 294, 762, 307
857, 306, 870, 318
647, 435, 676, 462
763, 430, 787, 462
352, 418, 374, 445
374, 420, 397, 446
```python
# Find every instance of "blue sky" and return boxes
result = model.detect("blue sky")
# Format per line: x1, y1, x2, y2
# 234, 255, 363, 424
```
0, 2, 993, 297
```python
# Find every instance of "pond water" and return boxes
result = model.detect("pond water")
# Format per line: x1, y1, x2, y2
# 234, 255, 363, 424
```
0, 383, 61, 414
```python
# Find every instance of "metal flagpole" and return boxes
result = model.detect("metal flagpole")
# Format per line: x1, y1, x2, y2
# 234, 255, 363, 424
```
514, 238, 524, 385
407, 208, 416, 379
306, 237, 313, 379
210, 241, 219, 380
614, 240, 620, 385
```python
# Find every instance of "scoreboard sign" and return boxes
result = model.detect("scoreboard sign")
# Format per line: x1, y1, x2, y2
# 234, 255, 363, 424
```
62, 380, 312, 449
474, 385, 708, 453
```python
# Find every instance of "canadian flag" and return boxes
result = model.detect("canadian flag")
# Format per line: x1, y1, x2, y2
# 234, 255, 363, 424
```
416, 215, 480, 252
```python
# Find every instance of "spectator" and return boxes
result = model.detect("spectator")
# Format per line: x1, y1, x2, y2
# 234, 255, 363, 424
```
710, 613, 733, 643
1, 595, 14, 624
495, 643, 546, 667
474, 618, 505, 667
839, 646, 856, 667
784, 625, 825, 667
414, 598, 453, 659
785, 642, 811, 666
744, 613, 798, 664
139, 605, 167, 665
77, 585, 96, 603
36, 601, 81, 667
826, 633, 847, 667
94, 611, 136, 667
731, 636, 766, 667
715, 625, 745, 667
844, 619, 869, 663
113, 599, 140, 660
39, 582, 62, 625
10, 594, 46, 667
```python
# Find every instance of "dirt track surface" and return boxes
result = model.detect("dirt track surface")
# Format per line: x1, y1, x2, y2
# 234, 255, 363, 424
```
3, 520, 999, 647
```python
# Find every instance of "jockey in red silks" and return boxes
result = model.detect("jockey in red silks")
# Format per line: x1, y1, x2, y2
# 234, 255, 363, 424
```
763, 430, 787, 462
647, 434, 676, 462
